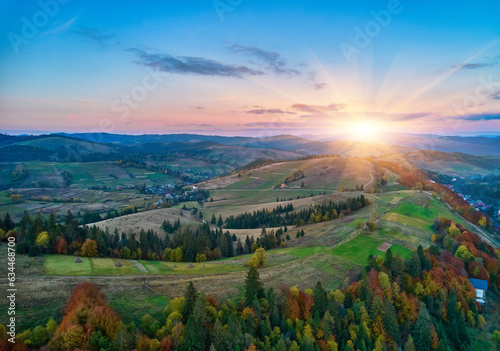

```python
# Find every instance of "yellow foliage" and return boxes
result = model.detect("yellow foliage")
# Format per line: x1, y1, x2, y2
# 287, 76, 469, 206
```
290, 286, 299, 299
35, 231, 50, 248
246, 247, 267, 268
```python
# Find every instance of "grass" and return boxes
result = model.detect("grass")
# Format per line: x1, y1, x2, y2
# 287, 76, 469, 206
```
43, 254, 244, 276
109, 291, 169, 326
44, 255, 93, 276
330, 234, 412, 265
382, 194, 470, 231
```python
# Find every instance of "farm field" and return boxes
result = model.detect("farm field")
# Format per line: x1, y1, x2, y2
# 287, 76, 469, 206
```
330, 234, 412, 265
42, 254, 245, 276
205, 156, 374, 191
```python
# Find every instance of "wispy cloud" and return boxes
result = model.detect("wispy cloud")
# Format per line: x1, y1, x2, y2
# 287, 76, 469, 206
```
458, 113, 500, 121
129, 48, 264, 78
228, 44, 300, 76
246, 109, 296, 115
42, 16, 77, 35
313, 83, 327, 90
453, 62, 497, 70
75, 28, 118, 48
491, 91, 500, 100
292, 102, 347, 114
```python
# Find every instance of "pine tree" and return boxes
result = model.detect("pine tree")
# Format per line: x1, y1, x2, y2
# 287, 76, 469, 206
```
404, 334, 416, 351
183, 315, 204, 351
414, 305, 431, 351
244, 267, 263, 307
182, 282, 198, 323
312, 281, 327, 318
383, 299, 399, 341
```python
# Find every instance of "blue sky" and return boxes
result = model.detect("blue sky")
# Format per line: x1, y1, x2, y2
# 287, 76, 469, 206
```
0, 0, 499, 136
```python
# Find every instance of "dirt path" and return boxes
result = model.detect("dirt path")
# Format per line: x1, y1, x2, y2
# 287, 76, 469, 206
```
130, 260, 148, 273
364, 172, 375, 190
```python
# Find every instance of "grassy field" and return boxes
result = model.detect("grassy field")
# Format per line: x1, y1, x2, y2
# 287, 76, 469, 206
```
205, 157, 374, 191
382, 192, 470, 231
330, 234, 412, 265
43, 254, 244, 276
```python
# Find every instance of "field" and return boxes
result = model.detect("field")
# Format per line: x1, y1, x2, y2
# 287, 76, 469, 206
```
204, 156, 374, 191
330, 234, 412, 265
88, 207, 203, 237
382, 192, 470, 232
43, 254, 245, 276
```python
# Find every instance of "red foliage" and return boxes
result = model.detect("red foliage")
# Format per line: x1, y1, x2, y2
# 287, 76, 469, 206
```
54, 238, 68, 254
297, 291, 313, 320
160, 337, 174, 351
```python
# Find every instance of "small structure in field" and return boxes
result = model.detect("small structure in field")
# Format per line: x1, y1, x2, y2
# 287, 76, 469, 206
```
173, 264, 177, 268
469, 278, 488, 304
187, 263, 194, 268
75, 257, 82, 263
115, 260, 122, 267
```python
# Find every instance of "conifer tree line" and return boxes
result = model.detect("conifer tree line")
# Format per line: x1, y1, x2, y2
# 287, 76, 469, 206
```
3, 214, 499, 350
225, 195, 368, 229
0, 195, 366, 262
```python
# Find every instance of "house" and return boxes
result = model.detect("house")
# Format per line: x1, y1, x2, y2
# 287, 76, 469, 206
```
192, 185, 199, 190
469, 278, 488, 304
281, 183, 287, 188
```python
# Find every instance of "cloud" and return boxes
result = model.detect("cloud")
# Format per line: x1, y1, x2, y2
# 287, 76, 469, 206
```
454, 62, 497, 70
173, 123, 213, 127
246, 109, 296, 115
74, 28, 118, 47
458, 113, 500, 121
313, 83, 327, 90
292, 102, 347, 114
129, 48, 264, 78
491, 91, 500, 100
228, 44, 300, 76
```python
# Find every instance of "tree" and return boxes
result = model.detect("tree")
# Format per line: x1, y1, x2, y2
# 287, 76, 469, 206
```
404, 335, 416, 351
183, 315, 204, 351
455, 245, 473, 262
35, 231, 50, 249
81, 239, 98, 257
478, 215, 487, 228
175, 247, 183, 262
383, 299, 398, 341
217, 215, 223, 228
244, 266, 263, 307
246, 247, 267, 268
312, 281, 327, 318
182, 282, 198, 323
413, 305, 431, 351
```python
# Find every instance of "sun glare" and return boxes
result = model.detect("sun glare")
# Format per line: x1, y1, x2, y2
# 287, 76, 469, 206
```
350, 120, 380, 138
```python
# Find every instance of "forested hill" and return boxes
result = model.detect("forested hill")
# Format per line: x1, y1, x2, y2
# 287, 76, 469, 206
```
2, 216, 499, 350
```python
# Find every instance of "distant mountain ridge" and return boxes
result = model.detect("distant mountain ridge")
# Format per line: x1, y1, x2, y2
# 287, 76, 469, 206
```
1, 132, 500, 157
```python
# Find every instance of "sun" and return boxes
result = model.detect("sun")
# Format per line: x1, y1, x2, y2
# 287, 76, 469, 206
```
349, 120, 380, 138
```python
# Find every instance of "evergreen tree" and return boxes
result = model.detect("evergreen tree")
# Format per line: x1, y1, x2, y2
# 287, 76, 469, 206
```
312, 281, 327, 318
244, 267, 264, 307
383, 299, 399, 341
183, 315, 205, 351
413, 305, 431, 351
403, 335, 416, 351
182, 282, 198, 323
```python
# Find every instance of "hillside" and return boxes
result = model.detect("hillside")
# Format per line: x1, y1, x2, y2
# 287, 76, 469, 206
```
202, 156, 375, 191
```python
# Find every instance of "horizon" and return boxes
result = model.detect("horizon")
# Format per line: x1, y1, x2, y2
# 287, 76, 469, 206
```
1, 129, 500, 139
1, 1, 500, 138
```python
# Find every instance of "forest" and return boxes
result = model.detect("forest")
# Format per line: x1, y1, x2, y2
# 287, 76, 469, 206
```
1, 213, 499, 350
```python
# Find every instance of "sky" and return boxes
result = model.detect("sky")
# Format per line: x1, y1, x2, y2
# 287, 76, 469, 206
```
0, 0, 500, 137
